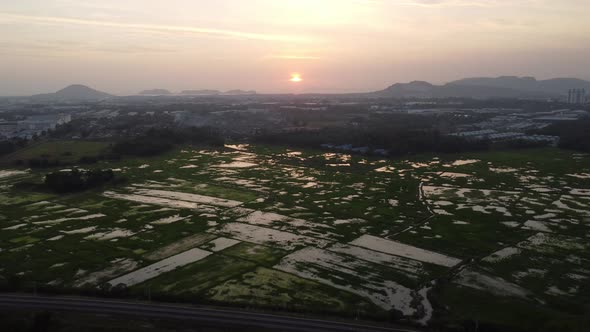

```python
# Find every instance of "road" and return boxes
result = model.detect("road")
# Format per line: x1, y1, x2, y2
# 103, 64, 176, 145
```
0, 293, 422, 332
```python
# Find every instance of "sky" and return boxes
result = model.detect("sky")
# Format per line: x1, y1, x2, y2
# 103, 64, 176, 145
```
0, 0, 589, 95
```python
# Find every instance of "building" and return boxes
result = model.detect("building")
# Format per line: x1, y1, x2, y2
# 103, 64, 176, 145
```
0, 114, 72, 139
449, 129, 497, 140
18, 114, 71, 131
521, 135, 560, 146
567, 89, 586, 104
0, 121, 18, 138
487, 132, 524, 141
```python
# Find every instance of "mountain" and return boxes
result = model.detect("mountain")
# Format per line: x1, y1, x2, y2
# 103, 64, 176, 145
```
374, 76, 590, 99
139, 89, 172, 95
374, 81, 435, 98
449, 76, 590, 94
374, 81, 535, 99
31, 84, 112, 101
180, 89, 221, 95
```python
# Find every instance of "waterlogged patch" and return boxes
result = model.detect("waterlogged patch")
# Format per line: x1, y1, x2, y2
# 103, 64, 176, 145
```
285, 151, 303, 157
107, 248, 212, 287
75, 258, 139, 287
440, 172, 472, 178
85, 228, 136, 241
455, 268, 530, 299
133, 188, 242, 207
214, 161, 257, 168
33, 213, 106, 226
570, 188, 590, 196
517, 233, 587, 255
151, 214, 191, 225
274, 247, 419, 314
0, 170, 28, 178
202, 237, 240, 252
3, 223, 27, 230
144, 233, 215, 261
482, 247, 522, 263
523, 220, 552, 233
489, 167, 519, 173
327, 243, 426, 275
333, 218, 366, 225
212, 223, 331, 250
62, 226, 98, 235
236, 210, 339, 240
225, 144, 249, 151
237, 211, 289, 225
349, 235, 461, 267
449, 159, 480, 166
375, 166, 395, 173
103, 191, 212, 211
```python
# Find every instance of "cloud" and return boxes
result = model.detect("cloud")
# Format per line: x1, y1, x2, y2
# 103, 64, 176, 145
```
0, 13, 309, 43
399, 0, 513, 7
267, 55, 321, 60
0, 39, 175, 58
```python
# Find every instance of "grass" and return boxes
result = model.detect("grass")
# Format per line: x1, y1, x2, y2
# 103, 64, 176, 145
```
433, 284, 588, 332
1, 140, 110, 166
136, 254, 257, 295
222, 242, 288, 266
183, 182, 258, 202
207, 267, 382, 315
9, 236, 39, 244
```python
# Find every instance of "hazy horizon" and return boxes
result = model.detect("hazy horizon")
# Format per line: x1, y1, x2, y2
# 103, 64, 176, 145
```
1, 0, 589, 96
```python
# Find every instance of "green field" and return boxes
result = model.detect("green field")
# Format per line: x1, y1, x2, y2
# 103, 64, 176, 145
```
1, 140, 110, 166
0, 144, 589, 330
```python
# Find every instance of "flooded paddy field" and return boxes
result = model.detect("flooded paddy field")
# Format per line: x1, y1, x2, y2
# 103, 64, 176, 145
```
0, 145, 589, 327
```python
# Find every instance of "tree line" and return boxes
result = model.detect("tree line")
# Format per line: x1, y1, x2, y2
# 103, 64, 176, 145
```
112, 126, 224, 156
44, 168, 118, 193
534, 118, 590, 152
255, 126, 489, 156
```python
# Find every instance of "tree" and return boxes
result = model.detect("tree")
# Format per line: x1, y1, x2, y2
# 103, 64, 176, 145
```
44, 168, 115, 193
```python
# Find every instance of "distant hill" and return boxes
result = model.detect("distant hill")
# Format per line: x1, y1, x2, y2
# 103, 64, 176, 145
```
373, 81, 533, 99
224, 89, 256, 95
31, 84, 112, 101
180, 90, 221, 95
373, 76, 590, 99
139, 89, 172, 95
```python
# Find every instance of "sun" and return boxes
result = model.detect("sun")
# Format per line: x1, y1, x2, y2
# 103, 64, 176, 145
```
289, 73, 302, 83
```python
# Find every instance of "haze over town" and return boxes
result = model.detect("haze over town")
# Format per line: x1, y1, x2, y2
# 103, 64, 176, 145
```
1, 0, 589, 95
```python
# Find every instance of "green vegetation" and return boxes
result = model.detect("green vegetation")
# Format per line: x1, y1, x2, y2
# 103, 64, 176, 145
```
44, 168, 117, 193
255, 124, 489, 156
112, 127, 224, 157
0, 144, 588, 331
208, 267, 380, 314
1, 140, 110, 167
536, 118, 590, 152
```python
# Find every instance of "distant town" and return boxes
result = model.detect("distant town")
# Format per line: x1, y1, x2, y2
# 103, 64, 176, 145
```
1, 78, 588, 152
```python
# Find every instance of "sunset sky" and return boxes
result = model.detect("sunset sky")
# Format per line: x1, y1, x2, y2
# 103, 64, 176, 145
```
1, 0, 589, 95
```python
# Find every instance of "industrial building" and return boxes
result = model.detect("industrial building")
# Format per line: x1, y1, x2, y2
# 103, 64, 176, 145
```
567, 89, 586, 104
